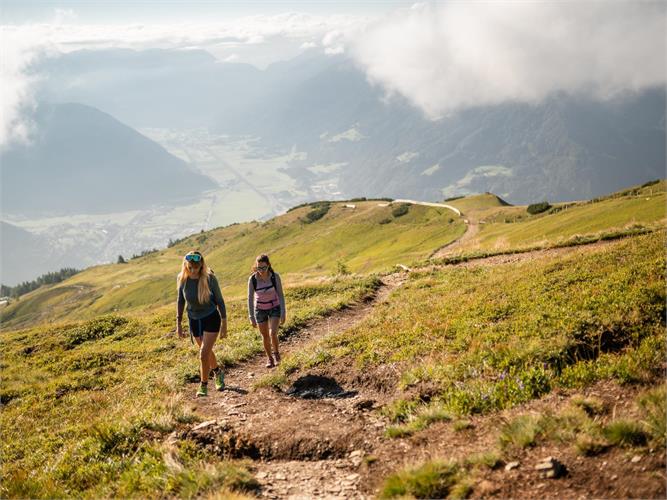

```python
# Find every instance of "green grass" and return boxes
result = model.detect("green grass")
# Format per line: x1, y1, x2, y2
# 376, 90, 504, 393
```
456, 183, 665, 252
637, 384, 667, 446
0, 274, 379, 497
276, 231, 665, 427
446, 193, 510, 214
1, 202, 464, 329
602, 420, 648, 447
380, 460, 462, 499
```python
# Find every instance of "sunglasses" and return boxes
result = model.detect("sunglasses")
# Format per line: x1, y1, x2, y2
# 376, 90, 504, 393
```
185, 254, 202, 262
256, 265, 269, 271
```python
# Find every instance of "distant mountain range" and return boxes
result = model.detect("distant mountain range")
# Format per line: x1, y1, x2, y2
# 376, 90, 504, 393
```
30, 48, 666, 204
1, 102, 215, 216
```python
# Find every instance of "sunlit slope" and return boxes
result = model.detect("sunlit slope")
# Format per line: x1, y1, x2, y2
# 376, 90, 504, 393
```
445, 193, 510, 214
0, 274, 381, 498
452, 181, 665, 252
0, 201, 464, 328
280, 230, 666, 425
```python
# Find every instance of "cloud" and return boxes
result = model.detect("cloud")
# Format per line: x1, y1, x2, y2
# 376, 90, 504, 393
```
322, 29, 346, 55
350, 2, 667, 119
0, 12, 368, 147
0, 27, 54, 148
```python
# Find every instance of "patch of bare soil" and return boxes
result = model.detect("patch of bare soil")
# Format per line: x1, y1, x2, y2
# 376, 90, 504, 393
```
168, 239, 664, 499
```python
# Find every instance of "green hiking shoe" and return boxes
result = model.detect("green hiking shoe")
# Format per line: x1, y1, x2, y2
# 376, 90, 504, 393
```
214, 370, 225, 391
196, 382, 208, 397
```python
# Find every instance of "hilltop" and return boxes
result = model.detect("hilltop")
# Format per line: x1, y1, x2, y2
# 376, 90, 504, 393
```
1, 181, 665, 499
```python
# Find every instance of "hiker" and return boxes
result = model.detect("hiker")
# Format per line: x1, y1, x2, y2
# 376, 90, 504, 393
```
248, 254, 286, 368
176, 251, 227, 397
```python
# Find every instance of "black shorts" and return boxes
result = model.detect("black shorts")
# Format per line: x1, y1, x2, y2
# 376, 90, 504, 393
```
188, 310, 221, 337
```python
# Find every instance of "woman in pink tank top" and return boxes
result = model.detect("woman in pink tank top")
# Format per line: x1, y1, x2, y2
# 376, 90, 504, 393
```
247, 254, 286, 368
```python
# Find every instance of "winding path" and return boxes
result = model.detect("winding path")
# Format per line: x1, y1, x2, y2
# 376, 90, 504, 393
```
169, 232, 651, 498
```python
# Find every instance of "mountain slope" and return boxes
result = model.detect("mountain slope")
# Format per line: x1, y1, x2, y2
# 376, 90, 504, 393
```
0, 200, 465, 328
0, 102, 216, 215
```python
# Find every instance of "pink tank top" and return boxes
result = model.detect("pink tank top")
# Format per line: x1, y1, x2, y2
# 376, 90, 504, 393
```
254, 274, 280, 310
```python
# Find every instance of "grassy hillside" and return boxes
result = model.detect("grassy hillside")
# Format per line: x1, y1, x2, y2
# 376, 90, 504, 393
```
1, 181, 665, 498
269, 231, 665, 432
0, 201, 464, 329
445, 193, 510, 214
451, 181, 665, 253
0, 274, 381, 498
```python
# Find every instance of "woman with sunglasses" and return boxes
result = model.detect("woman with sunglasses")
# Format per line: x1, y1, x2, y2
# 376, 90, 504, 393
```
176, 251, 227, 397
247, 254, 286, 368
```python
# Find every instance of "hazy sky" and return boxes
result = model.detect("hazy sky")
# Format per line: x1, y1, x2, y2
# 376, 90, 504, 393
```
2, 1, 665, 146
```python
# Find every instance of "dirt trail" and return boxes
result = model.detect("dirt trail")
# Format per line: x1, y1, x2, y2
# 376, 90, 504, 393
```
176, 273, 407, 498
170, 235, 663, 499
431, 217, 480, 259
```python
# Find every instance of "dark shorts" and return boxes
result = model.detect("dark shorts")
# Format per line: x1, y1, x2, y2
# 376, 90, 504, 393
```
189, 310, 221, 337
255, 305, 281, 324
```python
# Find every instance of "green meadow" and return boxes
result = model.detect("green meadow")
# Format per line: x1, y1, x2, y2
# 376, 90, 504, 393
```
451, 181, 666, 252
265, 230, 665, 434
1, 181, 665, 498
1, 201, 464, 329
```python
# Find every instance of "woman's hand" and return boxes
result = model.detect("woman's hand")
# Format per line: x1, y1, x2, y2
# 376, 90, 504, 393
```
251, 320, 258, 328
219, 319, 228, 339
176, 323, 185, 339
280, 316, 286, 326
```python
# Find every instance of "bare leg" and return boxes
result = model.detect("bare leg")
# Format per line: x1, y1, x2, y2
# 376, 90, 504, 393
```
268, 316, 281, 360
195, 331, 218, 382
257, 321, 273, 365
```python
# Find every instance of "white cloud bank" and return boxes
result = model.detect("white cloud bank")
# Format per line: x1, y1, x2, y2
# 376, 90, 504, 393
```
0, 11, 368, 147
350, 2, 666, 119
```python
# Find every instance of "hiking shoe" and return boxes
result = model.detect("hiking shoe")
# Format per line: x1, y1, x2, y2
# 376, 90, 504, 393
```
273, 351, 281, 364
214, 370, 225, 391
196, 383, 208, 397
265, 357, 275, 368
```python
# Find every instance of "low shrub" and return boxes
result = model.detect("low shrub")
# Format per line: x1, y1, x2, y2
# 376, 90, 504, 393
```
303, 202, 331, 223
65, 315, 129, 348
527, 202, 551, 215
392, 203, 410, 218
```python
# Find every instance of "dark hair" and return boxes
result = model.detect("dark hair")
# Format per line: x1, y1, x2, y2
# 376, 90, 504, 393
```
252, 254, 274, 273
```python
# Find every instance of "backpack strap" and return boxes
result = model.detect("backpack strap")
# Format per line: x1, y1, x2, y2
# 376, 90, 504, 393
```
251, 273, 277, 291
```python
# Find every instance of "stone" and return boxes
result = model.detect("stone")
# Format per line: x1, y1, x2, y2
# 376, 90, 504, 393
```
345, 473, 360, 481
535, 457, 567, 479
192, 420, 217, 431
611, 475, 618, 480
350, 450, 363, 458
631, 455, 642, 463
505, 461, 520, 471
274, 472, 286, 480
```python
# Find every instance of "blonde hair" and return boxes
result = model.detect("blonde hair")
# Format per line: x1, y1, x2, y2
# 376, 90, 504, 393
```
177, 252, 213, 304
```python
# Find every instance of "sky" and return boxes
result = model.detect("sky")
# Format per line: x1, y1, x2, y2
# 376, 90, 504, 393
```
1, 0, 666, 146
